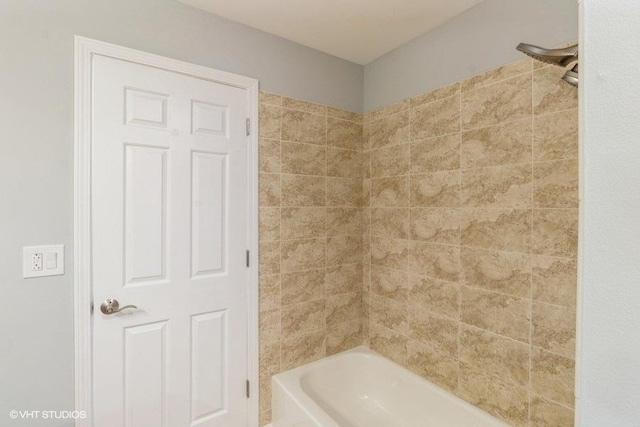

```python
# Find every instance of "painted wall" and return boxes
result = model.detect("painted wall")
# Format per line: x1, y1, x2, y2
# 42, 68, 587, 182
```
577, 0, 640, 425
0, 0, 361, 423
363, 0, 578, 111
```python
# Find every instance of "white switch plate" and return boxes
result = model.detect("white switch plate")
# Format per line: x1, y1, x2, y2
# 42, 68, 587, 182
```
23, 245, 64, 278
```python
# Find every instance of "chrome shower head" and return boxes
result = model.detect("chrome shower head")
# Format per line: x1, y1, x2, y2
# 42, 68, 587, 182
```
562, 64, 579, 87
516, 42, 578, 67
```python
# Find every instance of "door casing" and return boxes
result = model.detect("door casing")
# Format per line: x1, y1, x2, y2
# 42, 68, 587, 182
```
73, 36, 260, 427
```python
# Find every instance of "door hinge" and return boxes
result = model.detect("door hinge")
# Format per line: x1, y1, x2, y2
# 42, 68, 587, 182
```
246, 380, 250, 398
246, 118, 251, 136
246, 250, 250, 267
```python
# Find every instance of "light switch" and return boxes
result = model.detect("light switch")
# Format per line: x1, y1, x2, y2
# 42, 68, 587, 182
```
23, 245, 64, 278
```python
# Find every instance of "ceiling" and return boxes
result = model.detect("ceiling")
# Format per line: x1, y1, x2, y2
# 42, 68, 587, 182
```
178, 0, 485, 65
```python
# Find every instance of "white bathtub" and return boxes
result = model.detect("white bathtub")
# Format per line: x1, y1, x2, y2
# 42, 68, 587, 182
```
271, 346, 509, 427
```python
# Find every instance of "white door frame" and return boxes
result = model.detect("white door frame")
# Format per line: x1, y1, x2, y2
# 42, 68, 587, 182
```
73, 36, 260, 427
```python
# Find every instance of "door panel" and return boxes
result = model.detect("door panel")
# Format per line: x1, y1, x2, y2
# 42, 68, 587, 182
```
91, 54, 249, 427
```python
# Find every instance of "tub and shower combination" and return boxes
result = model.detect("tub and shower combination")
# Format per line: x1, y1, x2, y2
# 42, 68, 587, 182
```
269, 346, 508, 427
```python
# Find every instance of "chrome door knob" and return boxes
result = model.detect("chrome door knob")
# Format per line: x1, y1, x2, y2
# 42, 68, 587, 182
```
100, 299, 138, 315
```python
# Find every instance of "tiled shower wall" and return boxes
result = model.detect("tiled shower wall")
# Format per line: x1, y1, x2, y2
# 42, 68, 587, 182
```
362, 57, 579, 426
257, 92, 365, 425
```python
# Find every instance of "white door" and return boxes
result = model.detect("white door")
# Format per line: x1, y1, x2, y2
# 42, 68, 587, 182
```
91, 54, 250, 427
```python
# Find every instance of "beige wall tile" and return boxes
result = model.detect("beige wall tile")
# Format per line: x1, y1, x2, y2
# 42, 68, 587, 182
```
410, 170, 460, 207
370, 111, 410, 149
327, 235, 363, 266
281, 207, 326, 240
461, 164, 532, 208
532, 209, 578, 257
259, 340, 281, 379
461, 58, 532, 92
259, 241, 280, 275
281, 141, 326, 176
325, 264, 362, 296
282, 97, 326, 115
410, 134, 460, 174
532, 348, 575, 407
259, 138, 281, 173
327, 177, 362, 206
534, 108, 579, 161
326, 320, 363, 355
282, 109, 326, 145
327, 106, 362, 123
410, 95, 461, 140
408, 307, 458, 356
461, 286, 531, 343
408, 275, 459, 319
371, 176, 410, 207
281, 330, 326, 370
461, 209, 532, 253
533, 159, 579, 208
530, 395, 574, 427
259, 207, 280, 242
532, 256, 577, 308
410, 208, 460, 244
532, 302, 576, 359
410, 82, 461, 109
461, 119, 532, 169
259, 91, 282, 106
281, 238, 326, 272
533, 66, 579, 115
259, 103, 281, 139
327, 117, 363, 151
259, 274, 281, 312
370, 298, 409, 339
371, 144, 410, 178
259, 173, 280, 207
462, 74, 532, 130
460, 247, 532, 297
408, 241, 460, 282
326, 207, 362, 236
406, 339, 459, 391
370, 323, 408, 365
281, 299, 325, 339
369, 100, 410, 122
327, 148, 362, 178
371, 265, 409, 302
259, 308, 281, 344
259, 376, 271, 413
281, 269, 325, 306
281, 174, 326, 206
326, 292, 362, 326
371, 207, 410, 239
370, 236, 408, 271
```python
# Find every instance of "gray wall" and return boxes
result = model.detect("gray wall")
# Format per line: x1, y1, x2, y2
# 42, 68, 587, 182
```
363, 0, 578, 111
0, 0, 361, 424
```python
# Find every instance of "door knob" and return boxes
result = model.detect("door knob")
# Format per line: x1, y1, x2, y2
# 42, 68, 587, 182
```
100, 299, 138, 315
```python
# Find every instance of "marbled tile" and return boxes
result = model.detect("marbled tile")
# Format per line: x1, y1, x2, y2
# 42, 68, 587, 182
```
461, 286, 531, 343
259, 207, 280, 242
532, 348, 575, 407
281, 174, 325, 206
532, 209, 578, 257
259, 274, 280, 311
259, 376, 271, 413
281, 269, 325, 305
532, 256, 577, 308
281, 141, 326, 176
259, 103, 281, 139
281, 330, 326, 370
281, 207, 326, 240
461, 164, 532, 208
325, 263, 363, 295
370, 323, 408, 365
462, 74, 532, 130
259, 173, 280, 207
411, 95, 461, 140
533, 66, 579, 116
370, 176, 409, 207
459, 366, 529, 427
326, 319, 363, 355
370, 144, 410, 178
363, 116, 371, 151
461, 118, 532, 169
259, 91, 282, 106
408, 241, 460, 282
532, 302, 576, 359
461, 58, 532, 92
327, 106, 361, 123
408, 307, 458, 356
259, 138, 280, 173
370, 236, 408, 270
408, 275, 459, 319
533, 159, 578, 208
259, 308, 281, 344
371, 207, 410, 239
461, 209, 532, 253
534, 108, 579, 161
259, 241, 280, 275
326, 292, 362, 326
327, 177, 363, 206
281, 299, 325, 338
327, 235, 363, 266
362, 179, 371, 207
371, 294, 409, 335
410, 208, 460, 245
327, 148, 362, 178
326, 207, 362, 236
410, 170, 460, 207
362, 150, 371, 178
362, 235, 371, 265
371, 265, 409, 302
282, 109, 326, 145
460, 247, 532, 297
370, 111, 410, 149
327, 117, 363, 151
282, 97, 326, 115
369, 99, 410, 122
530, 395, 574, 427
460, 325, 530, 386
280, 238, 326, 272
406, 339, 459, 391
259, 340, 280, 379
410, 134, 460, 174
410, 82, 461, 108
259, 411, 271, 427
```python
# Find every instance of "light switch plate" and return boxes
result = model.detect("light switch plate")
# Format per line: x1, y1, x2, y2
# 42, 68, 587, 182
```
23, 245, 64, 278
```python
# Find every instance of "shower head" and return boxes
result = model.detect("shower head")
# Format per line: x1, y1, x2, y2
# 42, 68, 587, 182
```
562, 64, 579, 87
516, 42, 578, 67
